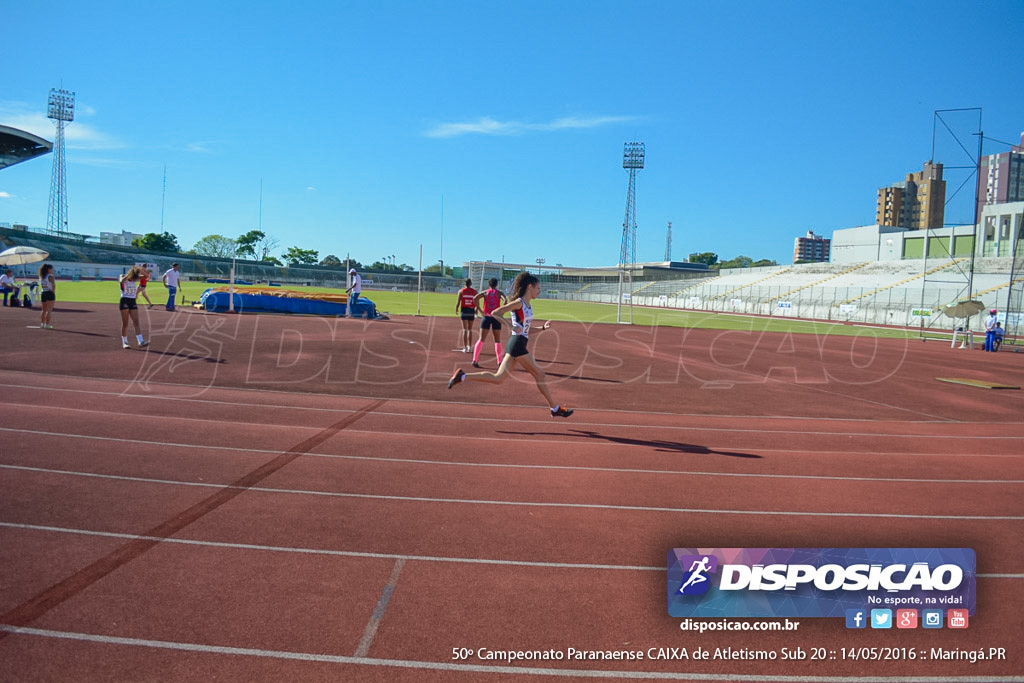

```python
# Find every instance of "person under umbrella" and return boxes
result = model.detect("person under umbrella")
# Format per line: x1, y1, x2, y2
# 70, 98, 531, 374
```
984, 308, 999, 352
0, 269, 19, 306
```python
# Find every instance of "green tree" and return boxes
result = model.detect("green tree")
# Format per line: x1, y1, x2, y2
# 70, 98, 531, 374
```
236, 230, 280, 260
718, 255, 754, 269
688, 252, 718, 266
370, 260, 413, 272
132, 232, 180, 253
261, 255, 283, 266
283, 246, 319, 265
191, 234, 237, 258
235, 230, 262, 258
320, 254, 342, 267
424, 263, 454, 276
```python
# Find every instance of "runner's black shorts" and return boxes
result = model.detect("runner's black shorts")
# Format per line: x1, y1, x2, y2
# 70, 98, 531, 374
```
41, 291, 56, 303
460, 306, 476, 321
506, 334, 529, 358
481, 315, 502, 330
119, 297, 138, 311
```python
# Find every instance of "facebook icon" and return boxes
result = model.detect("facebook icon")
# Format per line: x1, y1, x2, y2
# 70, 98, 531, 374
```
846, 609, 867, 629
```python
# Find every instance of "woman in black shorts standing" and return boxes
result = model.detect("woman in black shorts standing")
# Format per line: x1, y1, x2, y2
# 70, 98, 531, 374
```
119, 266, 150, 349
38, 263, 56, 329
455, 278, 477, 353
448, 272, 572, 418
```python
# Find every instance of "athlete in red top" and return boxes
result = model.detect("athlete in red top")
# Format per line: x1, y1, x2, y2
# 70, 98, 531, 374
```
137, 266, 154, 309
455, 279, 478, 353
470, 277, 507, 368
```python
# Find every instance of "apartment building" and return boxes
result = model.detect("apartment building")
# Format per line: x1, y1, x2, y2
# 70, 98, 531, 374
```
793, 230, 830, 263
978, 132, 1024, 205
876, 162, 945, 229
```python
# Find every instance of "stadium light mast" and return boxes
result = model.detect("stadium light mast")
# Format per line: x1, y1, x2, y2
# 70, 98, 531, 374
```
46, 87, 75, 235
617, 141, 644, 324
664, 221, 672, 262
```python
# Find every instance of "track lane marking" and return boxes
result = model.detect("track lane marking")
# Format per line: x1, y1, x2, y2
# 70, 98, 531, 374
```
3, 369, 1022, 426
2, 423, 1024, 466
354, 558, 406, 658
4, 521, 1023, 577
4, 401, 1023, 442
4, 428, 1024, 479
2, 465, 1022, 521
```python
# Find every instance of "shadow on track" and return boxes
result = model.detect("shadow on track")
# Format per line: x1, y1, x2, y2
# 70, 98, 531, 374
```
44, 328, 110, 338
498, 428, 761, 458
141, 349, 228, 364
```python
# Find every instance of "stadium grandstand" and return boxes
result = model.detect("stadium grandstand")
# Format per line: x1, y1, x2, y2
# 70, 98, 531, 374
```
463, 248, 1020, 336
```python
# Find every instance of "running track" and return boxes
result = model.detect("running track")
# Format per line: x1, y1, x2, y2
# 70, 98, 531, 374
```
0, 303, 1022, 681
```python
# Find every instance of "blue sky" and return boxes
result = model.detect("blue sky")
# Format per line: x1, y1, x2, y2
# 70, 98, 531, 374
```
2, 1, 1022, 269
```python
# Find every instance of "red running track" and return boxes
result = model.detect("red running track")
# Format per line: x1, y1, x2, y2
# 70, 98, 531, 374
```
0, 304, 1022, 681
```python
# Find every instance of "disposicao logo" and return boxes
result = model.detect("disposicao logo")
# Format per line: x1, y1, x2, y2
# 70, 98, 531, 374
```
667, 548, 975, 619
676, 555, 718, 595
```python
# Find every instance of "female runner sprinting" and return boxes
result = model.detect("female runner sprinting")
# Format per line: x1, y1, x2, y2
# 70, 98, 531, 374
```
448, 272, 573, 418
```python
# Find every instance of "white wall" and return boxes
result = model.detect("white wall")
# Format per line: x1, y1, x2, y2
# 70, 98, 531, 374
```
831, 225, 910, 263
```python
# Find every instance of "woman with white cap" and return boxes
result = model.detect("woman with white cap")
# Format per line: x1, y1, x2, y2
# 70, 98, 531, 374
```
345, 268, 362, 317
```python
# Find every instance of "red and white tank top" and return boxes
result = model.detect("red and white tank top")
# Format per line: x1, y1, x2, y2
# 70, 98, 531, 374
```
459, 287, 477, 308
120, 279, 139, 299
511, 299, 533, 337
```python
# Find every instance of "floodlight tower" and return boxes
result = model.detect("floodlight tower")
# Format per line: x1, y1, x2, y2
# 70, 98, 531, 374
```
664, 221, 672, 262
619, 142, 644, 267
46, 88, 75, 235
617, 141, 644, 323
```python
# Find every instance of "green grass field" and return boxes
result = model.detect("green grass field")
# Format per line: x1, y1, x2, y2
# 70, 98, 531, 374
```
45, 280, 919, 339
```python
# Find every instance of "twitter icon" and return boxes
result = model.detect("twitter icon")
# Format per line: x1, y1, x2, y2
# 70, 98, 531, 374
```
870, 609, 892, 629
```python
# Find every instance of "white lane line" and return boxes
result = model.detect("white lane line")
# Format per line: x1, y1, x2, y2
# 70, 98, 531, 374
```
0, 522, 661, 571
5, 521, 1023, 578
3, 401, 1023, 442
3, 465, 1023, 521
0, 401, 342, 433
0, 381, 363, 415
1, 626, 1021, 682
4, 372, 1024, 427
3, 427, 1024, 480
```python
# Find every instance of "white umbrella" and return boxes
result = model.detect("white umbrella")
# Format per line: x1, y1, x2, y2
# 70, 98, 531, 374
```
0, 246, 49, 266
938, 299, 986, 319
